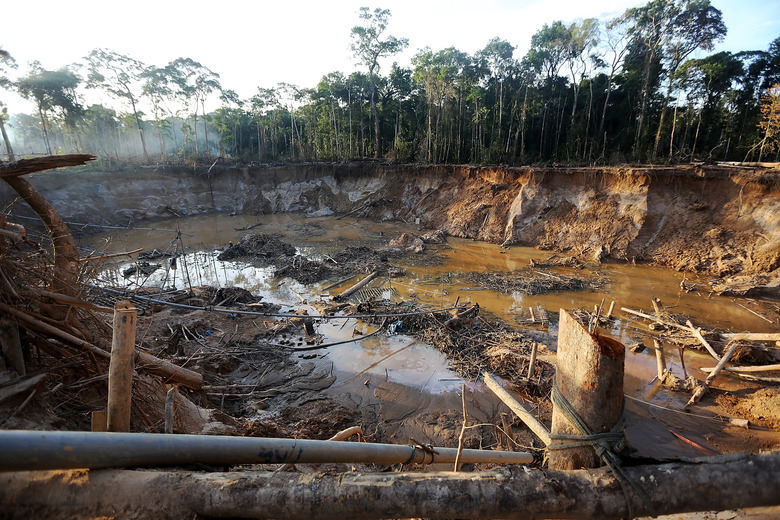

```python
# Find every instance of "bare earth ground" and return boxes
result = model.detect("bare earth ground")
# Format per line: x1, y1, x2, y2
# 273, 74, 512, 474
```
1, 163, 779, 518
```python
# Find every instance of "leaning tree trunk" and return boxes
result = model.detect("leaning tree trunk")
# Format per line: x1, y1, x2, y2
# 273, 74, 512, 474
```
0, 155, 95, 299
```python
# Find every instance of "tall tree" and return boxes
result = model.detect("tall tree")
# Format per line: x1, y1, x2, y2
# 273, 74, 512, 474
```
168, 58, 222, 156
651, 0, 726, 159
0, 48, 18, 159
597, 16, 631, 157
564, 19, 599, 158
16, 63, 82, 155
350, 7, 408, 158
84, 48, 150, 161
624, 0, 680, 159
478, 38, 516, 155
754, 83, 780, 161
141, 64, 180, 158
525, 21, 572, 158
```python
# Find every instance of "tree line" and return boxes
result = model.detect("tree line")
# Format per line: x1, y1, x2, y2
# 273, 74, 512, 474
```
1, 1, 780, 166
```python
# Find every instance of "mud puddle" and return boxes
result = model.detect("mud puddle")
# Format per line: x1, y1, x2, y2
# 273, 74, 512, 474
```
81, 213, 780, 457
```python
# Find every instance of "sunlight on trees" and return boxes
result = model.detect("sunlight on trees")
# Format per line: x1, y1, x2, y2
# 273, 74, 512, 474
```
3, 4, 779, 167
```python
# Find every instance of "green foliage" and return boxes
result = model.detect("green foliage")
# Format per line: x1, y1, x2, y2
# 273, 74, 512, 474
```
3, 3, 776, 166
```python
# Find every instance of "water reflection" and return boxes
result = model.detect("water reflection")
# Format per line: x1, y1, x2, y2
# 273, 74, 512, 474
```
82, 213, 778, 393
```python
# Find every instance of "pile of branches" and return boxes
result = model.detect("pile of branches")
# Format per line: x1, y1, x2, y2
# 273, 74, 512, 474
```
470, 268, 607, 295
352, 300, 554, 396
0, 155, 207, 432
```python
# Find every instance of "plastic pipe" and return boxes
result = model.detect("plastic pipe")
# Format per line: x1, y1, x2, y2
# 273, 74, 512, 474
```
0, 430, 535, 471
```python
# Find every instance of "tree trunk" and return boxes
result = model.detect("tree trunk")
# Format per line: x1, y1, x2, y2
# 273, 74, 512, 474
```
2, 451, 779, 519
369, 68, 381, 158
2, 174, 80, 298
0, 117, 15, 160
37, 105, 52, 155
201, 100, 209, 157
653, 79, 674, 160
129, 95, 150, 163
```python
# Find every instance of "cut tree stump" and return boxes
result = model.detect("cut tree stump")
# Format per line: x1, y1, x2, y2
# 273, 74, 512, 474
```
548, 309, 625, 470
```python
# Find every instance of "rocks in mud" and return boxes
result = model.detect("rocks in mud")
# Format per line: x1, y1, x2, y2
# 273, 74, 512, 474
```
421, 229, 448, 244
389, 233, 425, 253
217, 233, 296, 261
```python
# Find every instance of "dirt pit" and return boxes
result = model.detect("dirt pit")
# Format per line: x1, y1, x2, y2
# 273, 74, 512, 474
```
2, 211, 779, 473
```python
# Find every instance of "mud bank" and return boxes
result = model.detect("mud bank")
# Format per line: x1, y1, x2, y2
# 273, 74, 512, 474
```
5, 162, 779, 276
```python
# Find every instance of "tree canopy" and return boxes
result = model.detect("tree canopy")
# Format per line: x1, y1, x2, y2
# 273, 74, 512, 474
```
3, 1, 779, 165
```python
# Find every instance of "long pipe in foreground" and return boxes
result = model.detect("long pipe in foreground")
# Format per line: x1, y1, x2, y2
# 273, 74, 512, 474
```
0, 430, 535, 471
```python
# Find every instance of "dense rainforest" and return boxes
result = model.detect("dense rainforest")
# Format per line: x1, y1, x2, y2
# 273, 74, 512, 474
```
1, 1, 780, 166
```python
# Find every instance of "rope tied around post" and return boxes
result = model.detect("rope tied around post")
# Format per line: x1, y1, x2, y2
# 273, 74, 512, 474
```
548, 378, 652, 518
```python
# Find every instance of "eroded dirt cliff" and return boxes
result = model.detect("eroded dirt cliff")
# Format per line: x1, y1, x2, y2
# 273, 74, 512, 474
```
4, 162, 778, 277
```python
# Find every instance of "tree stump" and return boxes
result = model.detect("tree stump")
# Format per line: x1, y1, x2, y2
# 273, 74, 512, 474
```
548, 309, 625, 470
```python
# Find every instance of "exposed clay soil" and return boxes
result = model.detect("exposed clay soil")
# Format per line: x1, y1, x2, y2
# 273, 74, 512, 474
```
7, 163, 779, 284
2, 162, 780, 519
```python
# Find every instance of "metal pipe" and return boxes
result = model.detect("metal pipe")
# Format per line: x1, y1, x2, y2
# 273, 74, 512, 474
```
0, 431, 535, 471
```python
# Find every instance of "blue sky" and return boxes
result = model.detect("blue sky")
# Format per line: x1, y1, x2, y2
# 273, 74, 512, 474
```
2, 0, 778, 114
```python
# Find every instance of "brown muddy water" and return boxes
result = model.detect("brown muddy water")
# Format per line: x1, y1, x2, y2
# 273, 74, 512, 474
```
82, 213, 780, 459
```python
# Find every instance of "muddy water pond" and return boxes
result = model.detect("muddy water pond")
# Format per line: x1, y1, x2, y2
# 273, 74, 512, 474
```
82, 213, 780, 455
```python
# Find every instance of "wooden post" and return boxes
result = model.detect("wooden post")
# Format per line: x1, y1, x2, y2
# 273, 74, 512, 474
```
651, 297, 664, 319
548, 309, 625, 470
527, 342, 538, 379
605, 301, 615, 320
653, 339, 666, 379
107, 301, 136, 433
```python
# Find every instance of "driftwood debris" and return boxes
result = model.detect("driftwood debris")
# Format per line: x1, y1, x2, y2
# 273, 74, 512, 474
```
333, 270, 379, 301
0, 301, 203, 389
686, 340, 741, 408
2, 451, 778, 519
0, 154, 95, 178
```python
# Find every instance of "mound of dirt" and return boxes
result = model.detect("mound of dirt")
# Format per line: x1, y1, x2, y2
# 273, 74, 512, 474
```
716, 388, 780, 430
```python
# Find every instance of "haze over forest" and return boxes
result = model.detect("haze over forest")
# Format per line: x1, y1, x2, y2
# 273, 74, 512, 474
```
1, 1, 779, 166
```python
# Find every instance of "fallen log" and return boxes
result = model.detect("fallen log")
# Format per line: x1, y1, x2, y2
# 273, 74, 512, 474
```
483, 372, 551, 447
620, 307, 689, 332
686, 340, 741, 408
0, 301, 203, 389
701, 363, 780, 373
1, 451, 778, 519
333, 270, 379, 301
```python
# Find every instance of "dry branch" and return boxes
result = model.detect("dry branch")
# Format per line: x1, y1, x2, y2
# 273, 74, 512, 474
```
0, 154, 95, 178
0, 301, 203, 389
483, 372, 551, 446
